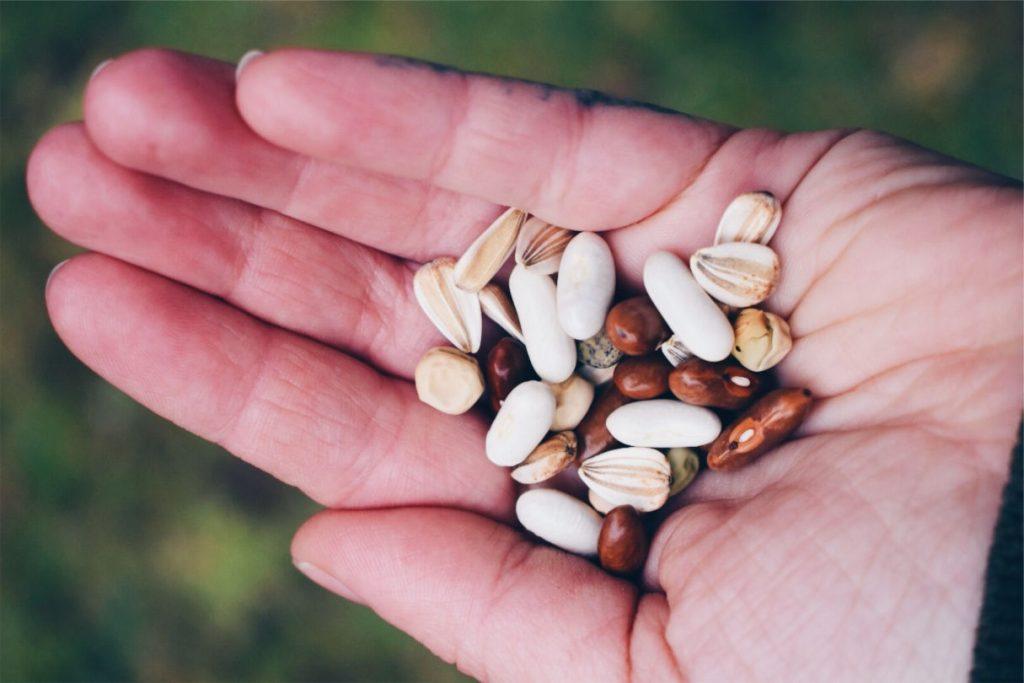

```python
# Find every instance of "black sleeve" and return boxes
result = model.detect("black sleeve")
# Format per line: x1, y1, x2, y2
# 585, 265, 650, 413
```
970, 431, 1022, 683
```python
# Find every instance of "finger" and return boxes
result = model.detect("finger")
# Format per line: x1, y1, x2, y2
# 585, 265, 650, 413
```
236, 49, 734, 230
28, 122, 438, 378
291, 507, 682, 682
83, 48, 498, 259
46, 254, 512, 516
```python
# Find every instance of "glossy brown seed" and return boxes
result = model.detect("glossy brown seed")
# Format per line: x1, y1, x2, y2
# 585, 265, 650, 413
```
485, 337, 534, 413
706, 388, 813, 471
605, 296, 670, 356
598, 506, 648, 576
613, 355, 671, 399
668, 358, 762, 409
576, 383, 631, 460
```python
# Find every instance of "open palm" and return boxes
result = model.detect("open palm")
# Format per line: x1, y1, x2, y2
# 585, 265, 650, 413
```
29, 49, 1021, 681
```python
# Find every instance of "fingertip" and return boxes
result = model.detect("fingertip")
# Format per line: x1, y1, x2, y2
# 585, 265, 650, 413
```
27, 123, 93, 230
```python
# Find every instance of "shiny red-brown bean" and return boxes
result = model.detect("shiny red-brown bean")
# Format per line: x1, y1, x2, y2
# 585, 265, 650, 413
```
485, 337, 533, 413
613, 355, 671, 399
577, 383, 631, 460
706, 388, 813, 471
598, 506, 648, 576
605, 296, 670, 356
668, 358, 762, 409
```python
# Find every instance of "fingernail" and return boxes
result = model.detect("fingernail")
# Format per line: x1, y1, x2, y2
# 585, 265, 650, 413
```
294, 560, 362, 603
46, 259, 69, 292
90, 59, 112, 81
235, 50, 264, 82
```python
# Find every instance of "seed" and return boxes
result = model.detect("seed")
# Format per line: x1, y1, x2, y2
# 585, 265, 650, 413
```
732, 308, 793, 372
515, 217, 574, 274
577, 363, 618, 386
576, 383, 631, 460
515, 489, 603, 556
605, 296, 670, 356
511, 432, 577, 484
485, 381, 556, 466
714, 191, 782, 246
485, 337, 534, 413
479, 283, 524, 343
690, 242, 780, 308
556, 232, 616, 340
643, 251, 734, 362
658, 335, 692, 367
706, 388, 813, 471
666, 447, 700, 496
414, 347, 485, 415
612, 355, 671, 399
413, 257, 482, 353
598, 506, 649, 576
453, 207, 525, 292
576, 329, 624, 369
547, 374, 595, 431
509, 264, 577, 383
578, 447, 671, 512
588, 489, 616, 514
606, 399, 721, 448
667, 357, 762, 409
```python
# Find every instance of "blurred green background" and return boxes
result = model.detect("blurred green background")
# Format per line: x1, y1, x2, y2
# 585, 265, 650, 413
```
1, 2, 1020, 681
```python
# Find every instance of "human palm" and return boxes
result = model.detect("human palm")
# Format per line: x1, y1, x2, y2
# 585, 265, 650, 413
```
29, 49, 1021, 681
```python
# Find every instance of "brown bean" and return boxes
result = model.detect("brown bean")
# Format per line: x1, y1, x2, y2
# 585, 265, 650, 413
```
706, 388, 813, 471
598, 506, 648, 576
605, 296, 669, 356
668, 358, 762, 409
485, 337, 533, 413
613, 355, 671, 399
577, 383, 631, 460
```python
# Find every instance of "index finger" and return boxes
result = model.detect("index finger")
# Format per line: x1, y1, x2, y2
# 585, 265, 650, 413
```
236, 49, 734, 230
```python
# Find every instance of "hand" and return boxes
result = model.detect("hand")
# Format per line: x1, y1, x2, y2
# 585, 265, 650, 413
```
29, 49, 1021, 681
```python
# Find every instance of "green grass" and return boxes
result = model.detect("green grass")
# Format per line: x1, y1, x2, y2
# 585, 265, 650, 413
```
1, 2, 1020, 681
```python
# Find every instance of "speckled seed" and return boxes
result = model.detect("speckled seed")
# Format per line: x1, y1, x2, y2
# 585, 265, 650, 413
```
557, 232, 616, 340
598, 506, 649, 576
509, 265, 577, 383
485, 381, 556, 466
605, 296, 670, 356
547, 374, 595, 431
606, 399, 721, 448
516, 489, 603, 556
577, 329, 624, 369
414, 347, 485, 415
613, 355, 672, 399
643, 251, 734, 362
485, 337, 534, 413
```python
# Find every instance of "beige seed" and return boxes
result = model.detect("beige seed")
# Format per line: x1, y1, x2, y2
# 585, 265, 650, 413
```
454, 208, 525, 292
690, 242, 780, 308
413, 257, 482, 353
414, 347, 485, 415
714, 191, 782, 245
515, 217, 574, 274
547, 374, 595, 431
732, 308, 793, 372
479, 283, 524, 342
511, 432, 578, 484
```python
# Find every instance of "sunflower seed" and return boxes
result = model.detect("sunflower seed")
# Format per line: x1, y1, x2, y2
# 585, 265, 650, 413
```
413, 257, 482, 353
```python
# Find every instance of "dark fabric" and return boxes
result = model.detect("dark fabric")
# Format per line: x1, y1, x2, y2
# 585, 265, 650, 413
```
970, 430, 1023, 683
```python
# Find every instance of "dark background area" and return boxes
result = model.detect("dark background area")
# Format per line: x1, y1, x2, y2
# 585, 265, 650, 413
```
2, 2, 1021, 681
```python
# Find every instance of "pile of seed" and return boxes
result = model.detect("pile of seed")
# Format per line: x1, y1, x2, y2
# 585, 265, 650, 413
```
413, 193, 811, 576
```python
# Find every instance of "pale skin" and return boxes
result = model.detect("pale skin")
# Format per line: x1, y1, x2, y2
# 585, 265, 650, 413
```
28, 49, 1022, 681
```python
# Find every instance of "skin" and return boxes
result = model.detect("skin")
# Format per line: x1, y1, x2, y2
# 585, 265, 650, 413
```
27, 48, 1021, 682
